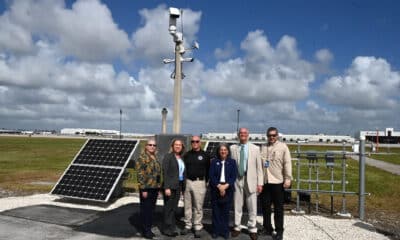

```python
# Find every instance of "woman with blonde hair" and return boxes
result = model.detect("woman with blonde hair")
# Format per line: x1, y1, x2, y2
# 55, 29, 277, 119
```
162, 138, 186, 237
135, 139, 161, 239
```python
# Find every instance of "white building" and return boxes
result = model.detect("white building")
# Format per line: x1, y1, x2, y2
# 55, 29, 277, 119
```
202, 132, 355, 143
358, 128, 400, 144
60, 128, 119, 136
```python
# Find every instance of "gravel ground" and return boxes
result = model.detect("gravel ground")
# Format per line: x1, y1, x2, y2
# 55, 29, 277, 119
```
0, 193, 393, 240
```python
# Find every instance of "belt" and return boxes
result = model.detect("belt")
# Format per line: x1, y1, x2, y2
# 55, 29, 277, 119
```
188, 176, 205, 181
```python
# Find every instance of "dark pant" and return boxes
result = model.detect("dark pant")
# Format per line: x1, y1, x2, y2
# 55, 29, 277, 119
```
163, 183, 183, 233
139, 188, 159, 234
211, 188, 233, 238
261, 183, 284, 234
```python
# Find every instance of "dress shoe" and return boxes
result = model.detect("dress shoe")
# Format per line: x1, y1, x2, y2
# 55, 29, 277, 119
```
180, 228, 190, 235
142, 232, 153, 239
258, 228, 273, 236
162, 231, 178, 237
250, 232, 258, 240
231, 230, 240, 237
194, 230, 202, 238
273, 233, 283, 240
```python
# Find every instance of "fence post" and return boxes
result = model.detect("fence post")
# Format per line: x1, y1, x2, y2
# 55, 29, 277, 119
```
359, 137, 366, 220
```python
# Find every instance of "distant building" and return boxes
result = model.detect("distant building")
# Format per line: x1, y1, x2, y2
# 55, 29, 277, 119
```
359, 128, 400, 144
202, 132, 355, 143
60, 128, 119, 136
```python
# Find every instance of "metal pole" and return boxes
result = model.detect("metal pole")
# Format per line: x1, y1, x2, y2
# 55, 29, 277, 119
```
172, 43, 182, 134
359, 137, 366, 220
236, 109, 240, 133
119, 109, 122, 139
161, 108, 168, 134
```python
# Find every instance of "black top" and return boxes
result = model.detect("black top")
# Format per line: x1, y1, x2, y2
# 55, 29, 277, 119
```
162, 152, 185, 190
183, 149, 210, 181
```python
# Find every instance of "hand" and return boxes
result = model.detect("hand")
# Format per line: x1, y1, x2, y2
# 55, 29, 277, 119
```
283, 179, 291, 189
257, 185, 263, 193
141, 191, 148, 199
165, 188, 171, 196
219, 189, 226, 197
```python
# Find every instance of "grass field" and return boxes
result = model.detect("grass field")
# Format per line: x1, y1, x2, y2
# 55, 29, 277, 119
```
0, 136, 399, 220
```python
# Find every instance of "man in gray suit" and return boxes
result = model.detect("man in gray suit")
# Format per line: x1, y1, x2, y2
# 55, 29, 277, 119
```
230, 128, 263, 240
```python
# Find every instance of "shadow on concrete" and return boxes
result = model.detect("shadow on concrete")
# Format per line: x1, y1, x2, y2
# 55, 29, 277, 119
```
0, 201, 255, 239
0, 204, 99, 227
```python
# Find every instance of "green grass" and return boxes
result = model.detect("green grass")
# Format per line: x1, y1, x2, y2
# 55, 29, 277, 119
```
369, 153, 400, 165
0, 136, 399, 218
0, 136, 85, 192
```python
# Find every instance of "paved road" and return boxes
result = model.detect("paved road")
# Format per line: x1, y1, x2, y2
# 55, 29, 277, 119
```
350, 155, 400, 175
0, 194, 391, 240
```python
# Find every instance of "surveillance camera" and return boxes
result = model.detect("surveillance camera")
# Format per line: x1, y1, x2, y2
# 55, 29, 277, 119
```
163, 58, 175, 64
182, 57, 194, 62
169, 25, 177, 33
169, 7, 180, 18
192, 41, 199, 49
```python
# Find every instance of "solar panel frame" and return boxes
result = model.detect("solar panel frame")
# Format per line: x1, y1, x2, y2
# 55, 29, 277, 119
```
51, 138, 140, 202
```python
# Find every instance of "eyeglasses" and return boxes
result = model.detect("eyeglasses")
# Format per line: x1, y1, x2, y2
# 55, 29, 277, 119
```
147, 144, 157, 147
191, 140, 200, 143
267, 134, 277, 137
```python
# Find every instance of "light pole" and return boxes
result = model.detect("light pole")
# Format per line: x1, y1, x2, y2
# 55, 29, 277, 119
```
119, 109, 122, 139
236, 109, 240, 134
161, 108, 168, 134
163, 7, 198, 134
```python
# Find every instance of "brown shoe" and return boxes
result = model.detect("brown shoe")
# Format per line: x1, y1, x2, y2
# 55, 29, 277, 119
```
231, 230, 240, 238
250, 232, 258, 240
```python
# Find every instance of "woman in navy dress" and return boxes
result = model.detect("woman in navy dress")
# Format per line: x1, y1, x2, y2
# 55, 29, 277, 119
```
209, 143, 237, 239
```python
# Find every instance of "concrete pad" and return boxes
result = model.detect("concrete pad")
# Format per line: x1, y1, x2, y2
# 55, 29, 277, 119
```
0, 194, 392, 240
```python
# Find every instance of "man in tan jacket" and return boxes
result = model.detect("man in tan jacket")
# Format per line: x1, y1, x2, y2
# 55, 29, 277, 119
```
230, 128, 263, 240
260, 127, 292, 240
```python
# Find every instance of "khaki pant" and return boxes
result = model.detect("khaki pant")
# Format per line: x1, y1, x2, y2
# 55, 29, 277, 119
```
184, 179, 207, 230
234, 176, 258, 233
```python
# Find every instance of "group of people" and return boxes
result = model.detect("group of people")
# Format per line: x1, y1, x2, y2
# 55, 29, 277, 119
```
135, 127, 292, 240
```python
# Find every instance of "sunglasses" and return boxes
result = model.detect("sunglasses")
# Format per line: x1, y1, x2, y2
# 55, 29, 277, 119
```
267, 134, 277, 137
147, 144, 157, 147
191, 140, 200, 143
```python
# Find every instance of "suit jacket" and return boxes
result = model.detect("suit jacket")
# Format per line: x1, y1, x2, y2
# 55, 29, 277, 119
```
162, 152, 185, 190
209, 158, 237, 202
230, 143, 263, 193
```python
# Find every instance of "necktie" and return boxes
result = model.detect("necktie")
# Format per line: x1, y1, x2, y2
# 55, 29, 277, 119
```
240, 145, 245, 177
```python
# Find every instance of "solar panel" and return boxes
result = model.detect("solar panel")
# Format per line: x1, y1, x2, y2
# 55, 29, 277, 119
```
51, 139, 139, 202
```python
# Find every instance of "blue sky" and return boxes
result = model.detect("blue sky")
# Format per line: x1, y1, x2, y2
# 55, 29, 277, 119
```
0, 0, 399, 135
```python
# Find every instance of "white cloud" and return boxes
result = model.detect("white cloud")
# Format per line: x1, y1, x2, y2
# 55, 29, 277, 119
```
1, 0, 130, 61
319, 56, 400, 109
315, 49, 333, 64
214, 41, 235, 60
203, 30, 315, 104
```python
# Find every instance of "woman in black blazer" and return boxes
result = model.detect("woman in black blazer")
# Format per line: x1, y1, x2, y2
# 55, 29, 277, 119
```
209, 143, 237, 239
162, 139, 186, 237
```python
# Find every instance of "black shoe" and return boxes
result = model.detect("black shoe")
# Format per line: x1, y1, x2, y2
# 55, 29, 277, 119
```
194, 230, 202, 238
180, 228, 190, 235
162, 231, 178, 237
273, 233, 283, 240
143, 232, 153, 239
259, 228, 273, 236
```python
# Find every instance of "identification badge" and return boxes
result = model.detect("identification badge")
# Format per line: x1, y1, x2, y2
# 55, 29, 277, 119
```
264, 160, 270, 168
